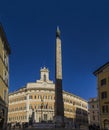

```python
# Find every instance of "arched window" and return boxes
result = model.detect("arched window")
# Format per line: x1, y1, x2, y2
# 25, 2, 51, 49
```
104, 119, 109, 129
44, 74, 46, 81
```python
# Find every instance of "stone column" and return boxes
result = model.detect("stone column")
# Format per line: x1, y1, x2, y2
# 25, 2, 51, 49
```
54, 27, 64, 127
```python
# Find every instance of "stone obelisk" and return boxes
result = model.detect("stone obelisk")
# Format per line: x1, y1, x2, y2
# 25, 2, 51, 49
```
55, 26, 64, 127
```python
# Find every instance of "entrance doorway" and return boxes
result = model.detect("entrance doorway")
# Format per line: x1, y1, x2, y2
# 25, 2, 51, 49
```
104, 119, 109, 129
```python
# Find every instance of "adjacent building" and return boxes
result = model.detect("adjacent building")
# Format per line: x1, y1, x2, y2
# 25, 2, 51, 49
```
0, 23, 11, 129
8, 67, 88, 127
94, 62, 109, 129
88, 97, 99, 126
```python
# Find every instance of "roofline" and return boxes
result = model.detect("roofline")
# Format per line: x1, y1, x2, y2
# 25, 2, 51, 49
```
0, 23, 11, 54
63, 90, 88, 102
9, 87, 87, 102
93, 61, 109, 76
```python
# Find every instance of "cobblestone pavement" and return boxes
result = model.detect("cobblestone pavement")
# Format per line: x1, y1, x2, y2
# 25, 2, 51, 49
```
7, 128, 89, 130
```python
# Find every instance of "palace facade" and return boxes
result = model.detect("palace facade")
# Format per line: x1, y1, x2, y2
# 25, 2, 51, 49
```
0, 23, 11, 129
88, 97, 99, 126
94, 62, 109, 129
8, 67, 88, 127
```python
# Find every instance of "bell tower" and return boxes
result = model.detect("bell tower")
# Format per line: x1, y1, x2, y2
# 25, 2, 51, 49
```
40, 67, 49, 82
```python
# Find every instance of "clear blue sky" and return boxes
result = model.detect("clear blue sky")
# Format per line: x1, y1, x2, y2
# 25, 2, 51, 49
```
1, 0, 109, 100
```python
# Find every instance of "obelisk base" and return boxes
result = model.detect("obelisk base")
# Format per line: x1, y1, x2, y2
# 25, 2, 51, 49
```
54, 116, 65, 128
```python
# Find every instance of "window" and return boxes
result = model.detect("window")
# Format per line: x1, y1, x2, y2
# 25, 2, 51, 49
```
24, 96, 27, 100
49, 105, 52, 109
93, 115, 95, 120
44, 104, 46, 109
70, 100, 72, 103
38, 95, 41, 99
44, 103, 48, 109
101, 78, 106, 86
29, 105, 32, 109
44, 74, 46, 82
4, 53, 8, 67
101, 91, 107, 99
102, 105, 108, 113
4, 90, 7, 102
97, 104, 98, 108
38, 105, 41, 109
44, 114, 47, 121
43, 95, 47, 99
92, 105, 94, 108
24, 106, 26, 110
34, 105, 36, 109
3, 70, 8, 85
48, 96, 52, 99
29, 95, 32, 99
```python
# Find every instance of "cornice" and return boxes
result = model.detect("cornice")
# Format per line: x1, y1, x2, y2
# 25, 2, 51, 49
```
0, 23, 11, 54
9, 86, 87, 102
93, 61, 109, 76
9, 87, 55, 95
